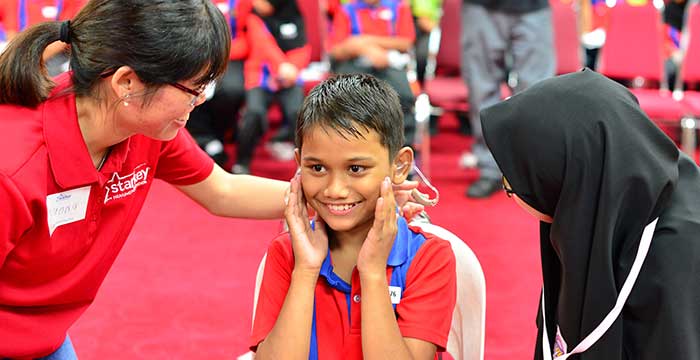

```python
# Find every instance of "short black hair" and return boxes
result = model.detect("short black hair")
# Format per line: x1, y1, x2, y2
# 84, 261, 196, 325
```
296, 73, 404, 157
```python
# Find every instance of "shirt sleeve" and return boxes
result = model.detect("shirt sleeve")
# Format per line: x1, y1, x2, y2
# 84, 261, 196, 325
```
286, 44, 312, 72
249, 235, 295, 351
58, 0, 87, 20
154, 129, 214, 186
246, 14, 288, 73
0, 174, 33, 268
2, 1, 18, 34
396, 2, 416, 42
397, 238, 456, 350
329, 7, 352, 52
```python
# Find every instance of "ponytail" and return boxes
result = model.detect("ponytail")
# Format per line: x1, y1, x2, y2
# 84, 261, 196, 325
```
0, 21, 64, 108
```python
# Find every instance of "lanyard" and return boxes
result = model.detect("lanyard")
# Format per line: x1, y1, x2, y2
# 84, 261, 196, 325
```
542, 218, 659, 360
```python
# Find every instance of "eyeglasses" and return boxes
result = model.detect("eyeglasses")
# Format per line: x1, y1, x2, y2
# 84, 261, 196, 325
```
169, 82, 207, 107
100, 69, 207, 107
502, 176, 515, 198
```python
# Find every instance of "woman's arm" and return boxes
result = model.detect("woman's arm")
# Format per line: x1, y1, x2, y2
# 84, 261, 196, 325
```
176, 165, 288, 219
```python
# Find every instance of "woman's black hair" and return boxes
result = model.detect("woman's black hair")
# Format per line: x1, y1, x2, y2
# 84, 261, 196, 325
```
0, 0, 231, 108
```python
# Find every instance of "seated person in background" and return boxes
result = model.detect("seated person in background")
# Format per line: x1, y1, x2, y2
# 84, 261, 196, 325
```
0, 0, 86, 74
186, 0, 253, 167
233, 0, 310, 175
411, 0, 442, 86
250, 73, 456, 359
329, 0, 417, 145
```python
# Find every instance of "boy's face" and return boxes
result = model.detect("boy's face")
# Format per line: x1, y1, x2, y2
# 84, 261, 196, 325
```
295, 125, 394, 235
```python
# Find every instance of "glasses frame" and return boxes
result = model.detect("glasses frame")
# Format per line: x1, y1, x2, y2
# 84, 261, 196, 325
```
99, 69, 206, 107
502, 176, 515, 198
168, 82, 206, 107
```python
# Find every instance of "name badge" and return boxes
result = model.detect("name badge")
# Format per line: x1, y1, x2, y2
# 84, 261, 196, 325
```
46, 186, 91, 236
389, 286, 402, 304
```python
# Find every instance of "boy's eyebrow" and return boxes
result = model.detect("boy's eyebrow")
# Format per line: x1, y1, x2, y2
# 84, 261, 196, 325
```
301, 156, 376, 162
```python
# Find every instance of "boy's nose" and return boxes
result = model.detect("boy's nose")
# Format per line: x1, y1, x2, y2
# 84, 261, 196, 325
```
323, 174, 350, 199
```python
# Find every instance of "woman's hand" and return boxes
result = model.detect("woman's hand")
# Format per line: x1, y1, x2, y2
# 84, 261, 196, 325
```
285, 174, 328, 273
357, 177, 398, 277
392, 180, 425, 221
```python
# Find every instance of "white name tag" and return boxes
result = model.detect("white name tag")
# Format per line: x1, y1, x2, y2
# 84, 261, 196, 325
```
389, 286, 402, 304
46, 186, 91, 236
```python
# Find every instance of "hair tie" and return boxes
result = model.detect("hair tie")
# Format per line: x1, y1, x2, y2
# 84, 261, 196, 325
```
59, 20, 71, 44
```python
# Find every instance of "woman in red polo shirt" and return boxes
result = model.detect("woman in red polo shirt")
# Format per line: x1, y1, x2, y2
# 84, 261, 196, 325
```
0, 0, 297, 358
0, 1, 424, 358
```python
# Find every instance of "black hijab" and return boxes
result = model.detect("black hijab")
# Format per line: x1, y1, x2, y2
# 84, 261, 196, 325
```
482, 69, 700, 359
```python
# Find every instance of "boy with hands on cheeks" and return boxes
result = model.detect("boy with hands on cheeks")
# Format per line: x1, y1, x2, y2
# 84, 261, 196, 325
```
250, 74, 457, 360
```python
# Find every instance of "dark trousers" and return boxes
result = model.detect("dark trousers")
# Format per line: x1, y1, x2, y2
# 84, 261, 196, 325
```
236, 85, 304, 166
187, 60, 245, 146
332, 60, 416, 145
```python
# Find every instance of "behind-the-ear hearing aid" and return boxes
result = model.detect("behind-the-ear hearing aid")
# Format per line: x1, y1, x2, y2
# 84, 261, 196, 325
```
395, 161, 440, 207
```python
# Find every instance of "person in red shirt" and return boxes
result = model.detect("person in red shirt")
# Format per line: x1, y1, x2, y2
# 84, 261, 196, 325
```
328, 0, 417, 145
0, 1, 296, 358
186, 0, 253, 168
250, 73, 456, 359
233, 0, 311, 175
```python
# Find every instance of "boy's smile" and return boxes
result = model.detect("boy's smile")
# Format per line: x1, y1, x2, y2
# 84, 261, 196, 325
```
296, 124, 392, 239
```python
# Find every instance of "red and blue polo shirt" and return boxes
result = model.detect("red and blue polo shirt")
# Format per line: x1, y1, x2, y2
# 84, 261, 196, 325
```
329, 0, 416, 51
250, 217, 456, 359
0, 73, 214, 359
244, 13, 311, 91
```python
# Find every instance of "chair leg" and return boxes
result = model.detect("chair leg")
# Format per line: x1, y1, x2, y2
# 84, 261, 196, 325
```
681, 117, 697, 163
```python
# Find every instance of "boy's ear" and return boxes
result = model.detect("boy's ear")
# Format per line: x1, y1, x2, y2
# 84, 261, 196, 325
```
391, 147, 414, 183
294, 148, 301, 168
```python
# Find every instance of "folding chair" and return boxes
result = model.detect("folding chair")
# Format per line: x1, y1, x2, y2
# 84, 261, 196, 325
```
242, 222, 486, 360
597, 3, 690, 151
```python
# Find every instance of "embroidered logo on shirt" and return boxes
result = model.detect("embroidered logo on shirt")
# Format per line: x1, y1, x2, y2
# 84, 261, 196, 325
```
104, 164, 151, 204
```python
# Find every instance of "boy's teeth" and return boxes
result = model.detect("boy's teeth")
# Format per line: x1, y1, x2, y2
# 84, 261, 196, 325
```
329, 203, 354, 211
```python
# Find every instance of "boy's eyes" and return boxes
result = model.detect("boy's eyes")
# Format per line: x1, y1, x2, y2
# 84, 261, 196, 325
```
306, 164, 367, 174
349, 165, 365, 174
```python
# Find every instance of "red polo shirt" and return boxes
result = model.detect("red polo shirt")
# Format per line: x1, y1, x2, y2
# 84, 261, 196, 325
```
250, 219, 456, 359
329, 0, 415, 50
0, 73, 214, 358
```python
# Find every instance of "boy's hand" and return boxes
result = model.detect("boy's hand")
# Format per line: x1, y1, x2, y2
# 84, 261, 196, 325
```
357, 177, 397, 277
285, 174, 328, 273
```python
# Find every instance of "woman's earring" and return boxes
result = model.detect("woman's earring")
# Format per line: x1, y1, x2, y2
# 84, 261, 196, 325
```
123, 93, 130, 107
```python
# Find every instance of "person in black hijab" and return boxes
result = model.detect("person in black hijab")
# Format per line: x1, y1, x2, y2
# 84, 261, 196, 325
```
481, 68, 700, 359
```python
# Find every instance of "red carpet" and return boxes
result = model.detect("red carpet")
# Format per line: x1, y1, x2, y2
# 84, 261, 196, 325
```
70, 115, 543, 359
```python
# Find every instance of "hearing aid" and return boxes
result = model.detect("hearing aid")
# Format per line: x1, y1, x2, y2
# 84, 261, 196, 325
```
395, 161, 440, 207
